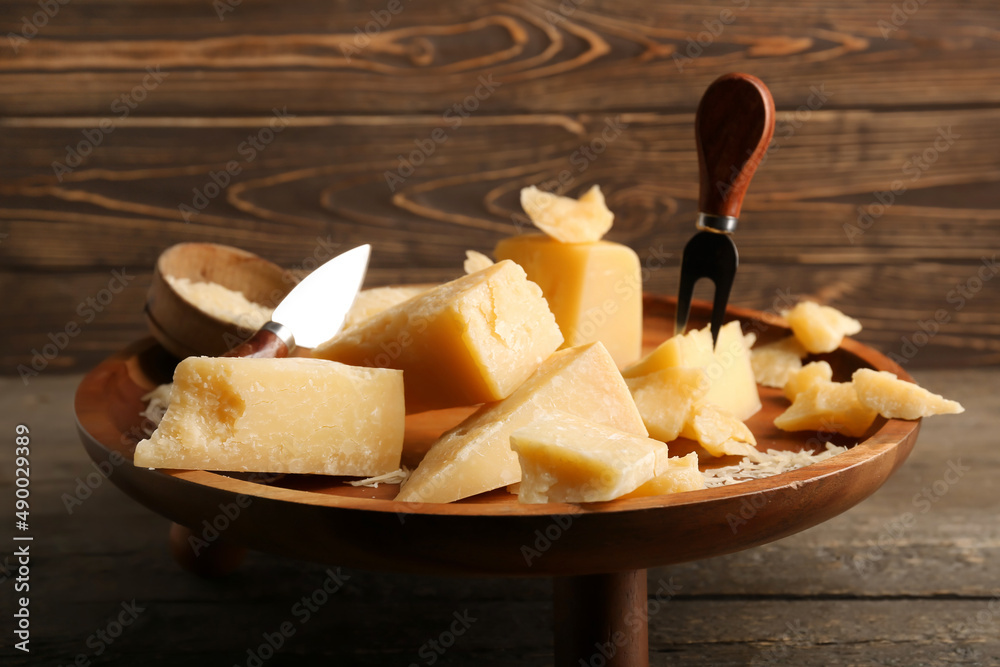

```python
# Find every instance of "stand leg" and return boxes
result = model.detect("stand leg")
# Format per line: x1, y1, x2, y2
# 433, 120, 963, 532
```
553, 569, 649, 667
169, 522, 247, 577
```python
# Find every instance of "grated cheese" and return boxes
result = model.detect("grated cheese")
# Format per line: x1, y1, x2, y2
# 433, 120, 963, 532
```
702, 442, 848, 487
140, 383, 173, 434
347, 467, 411, 488
165, 275, 274, 330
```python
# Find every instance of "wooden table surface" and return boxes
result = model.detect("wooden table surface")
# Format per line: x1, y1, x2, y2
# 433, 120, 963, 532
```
1, 367, 995, 666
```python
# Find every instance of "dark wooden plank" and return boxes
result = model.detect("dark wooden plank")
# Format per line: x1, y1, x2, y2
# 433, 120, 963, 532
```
2, 107, 999, 370
1, 0, 999, 115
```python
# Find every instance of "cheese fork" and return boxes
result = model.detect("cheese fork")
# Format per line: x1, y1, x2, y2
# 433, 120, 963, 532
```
675, 72, 775, 346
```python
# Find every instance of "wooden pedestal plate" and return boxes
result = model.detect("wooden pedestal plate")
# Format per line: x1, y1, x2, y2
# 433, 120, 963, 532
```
75, 296, 920, 667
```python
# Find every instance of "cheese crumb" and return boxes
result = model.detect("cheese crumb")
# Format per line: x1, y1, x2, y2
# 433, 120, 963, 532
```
140, 383, 173, 433
464, 250, 495, 275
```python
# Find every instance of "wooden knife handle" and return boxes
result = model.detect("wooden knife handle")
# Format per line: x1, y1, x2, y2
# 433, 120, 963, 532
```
695, 72, 775, 220
224, 328, 289, 358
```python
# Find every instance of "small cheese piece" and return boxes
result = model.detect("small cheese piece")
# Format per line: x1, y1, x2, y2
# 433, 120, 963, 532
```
852, 369, 964, 419
134, 357, 404, 475
520, 185, 614, 243
783, 301, 862, 354
342, 285, 429, 330
395, 342, 646, 504
495, 233, 642, 368
621, 452, 705, 498
783, 361, 834, 402
684, 403, 761, 460
623, 321, 762, 421
774, 381, 877, 438
751, 336, 808, 388
314, 260, 563, 413
165, 276, 274, 330
626, 367, 709, 443
510, 413, 669, 503
464, 250, 494, 274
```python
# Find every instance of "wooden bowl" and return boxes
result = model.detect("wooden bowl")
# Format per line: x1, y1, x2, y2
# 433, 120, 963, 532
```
76, 294, 921, 577
145, 243, 294, 358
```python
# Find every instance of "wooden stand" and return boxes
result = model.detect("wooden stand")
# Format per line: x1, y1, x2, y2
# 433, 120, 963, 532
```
554, 570, 649, 667
169, 522, 247, 577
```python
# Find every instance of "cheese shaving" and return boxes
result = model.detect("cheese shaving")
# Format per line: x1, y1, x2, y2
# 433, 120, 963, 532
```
702, 442, 848, 487
348, 467, 411, 488
140, 383, 173, 434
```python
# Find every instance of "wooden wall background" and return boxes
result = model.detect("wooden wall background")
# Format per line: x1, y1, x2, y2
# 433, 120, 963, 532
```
1, 0, 998, 374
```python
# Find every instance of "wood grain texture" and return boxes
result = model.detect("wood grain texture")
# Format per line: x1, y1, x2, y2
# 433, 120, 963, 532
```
1, 369, 994, 665
1, 0, 998, 374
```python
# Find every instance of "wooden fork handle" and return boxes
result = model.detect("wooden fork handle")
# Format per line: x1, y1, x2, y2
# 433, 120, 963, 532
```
223, 321, 293, 358
695, 73, 776, 221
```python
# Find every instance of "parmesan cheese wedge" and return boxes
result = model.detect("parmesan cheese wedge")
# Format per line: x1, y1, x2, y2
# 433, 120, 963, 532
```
463, 250, 494, 274
852, 369, 964, 419
395, 342, 646, 504
510, 413, 669, 504
134, 357, 405, 476
495, 233, 642, 368
314, 260, 563, 413
683, 403, 761, 460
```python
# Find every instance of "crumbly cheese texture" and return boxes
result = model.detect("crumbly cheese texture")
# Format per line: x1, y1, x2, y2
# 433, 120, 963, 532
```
702, 443, 847, 487
342, 286, 429, 330
510, 413, 669, 504
313, 260, 563, 413
783, 301, 862, 354
395, 342, 647, 504
852, 369, 964, 419
520, 185, 614, 243
774, 380, 877, 438
751, 336, 808, 388
134, 357, 405, 476
621, 452, 705, 498
684, 403, 761, 460
784, 361, 833, 401
165, 275, 274, 330
626, 367, 709, 443
495, 234, 642, 368
623, 320, 761, 421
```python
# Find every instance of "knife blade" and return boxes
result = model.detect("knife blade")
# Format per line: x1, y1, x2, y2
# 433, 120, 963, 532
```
226, 244, 371, 358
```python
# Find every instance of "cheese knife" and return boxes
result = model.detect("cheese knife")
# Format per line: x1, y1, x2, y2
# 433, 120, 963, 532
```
225, 243, 371, 358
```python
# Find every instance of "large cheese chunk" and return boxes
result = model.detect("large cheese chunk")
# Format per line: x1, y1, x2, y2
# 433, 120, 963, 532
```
510, 413, 668, 504
623, 320, 761, 421
626, 367, 709, 442
621, 452, 705, 498
342, 285, 429, 330
852, 369, 964, 419
395, 342, 646, 504
134, 357, 404, 475
313, 260, 563, 413
495, 234, 642, 368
